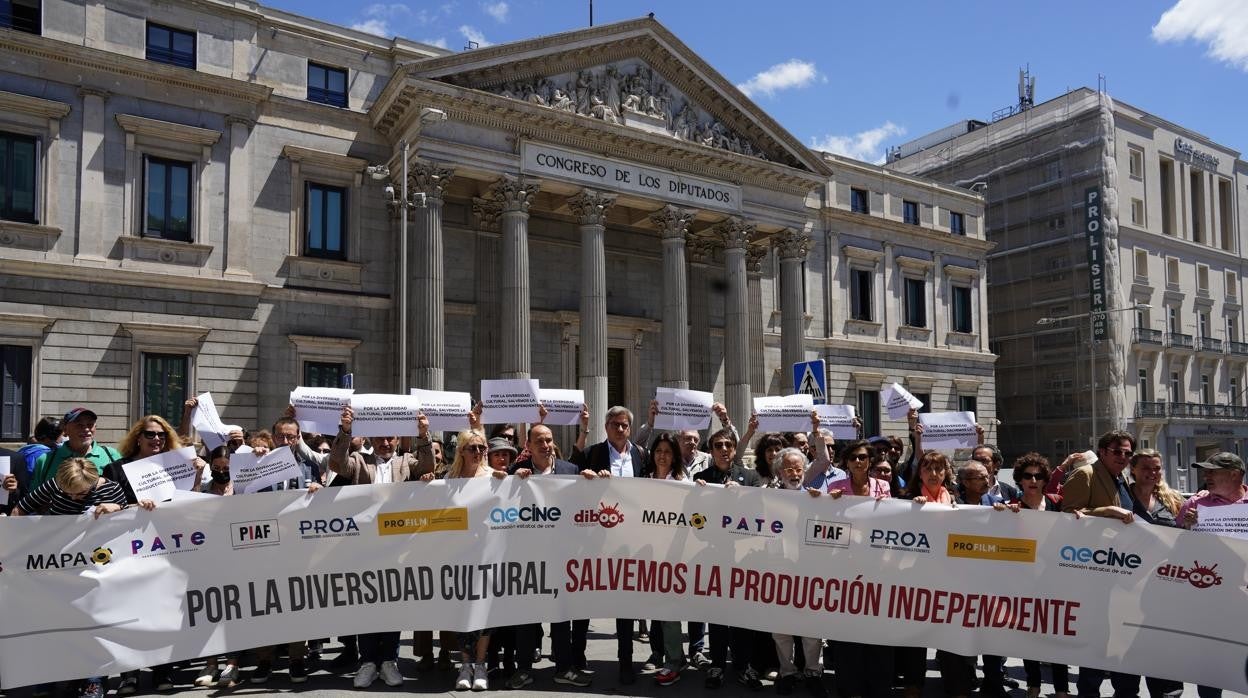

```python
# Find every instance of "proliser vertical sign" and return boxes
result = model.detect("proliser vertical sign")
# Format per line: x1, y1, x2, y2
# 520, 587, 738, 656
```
1085, 187, 1107, 340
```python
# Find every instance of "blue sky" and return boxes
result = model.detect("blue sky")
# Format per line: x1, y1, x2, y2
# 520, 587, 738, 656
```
268, 0, 1248, 163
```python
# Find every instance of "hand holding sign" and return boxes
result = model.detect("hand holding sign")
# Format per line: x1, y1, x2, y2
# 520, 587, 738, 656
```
881, 383, 923, 420
653, 388, 713, 431
290, 387, 353, 434
753, 394, 814, 432
480, 379, 540, 425
917, 412, 977, 451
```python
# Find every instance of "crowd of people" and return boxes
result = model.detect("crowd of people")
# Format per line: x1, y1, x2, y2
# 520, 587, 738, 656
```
3, 397, 1244, 698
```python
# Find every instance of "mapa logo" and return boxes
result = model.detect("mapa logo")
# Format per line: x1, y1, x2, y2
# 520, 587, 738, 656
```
641, 510, 706, 529
26, 546, 112, 570
804, 519, 851, 548
131, 531, 206, 558
1156, 561, 1223, 589
574, 502, 624, 528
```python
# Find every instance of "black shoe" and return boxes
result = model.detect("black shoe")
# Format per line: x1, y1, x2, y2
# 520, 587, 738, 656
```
737, 667, 763, 691
705, 667, 724, 689
328, 651, 360, 673
620, 663, 637, 685
805, 675, 829, 698
777, 674, 798, 695
289, 659, 308, 683
249, 661, 273, 684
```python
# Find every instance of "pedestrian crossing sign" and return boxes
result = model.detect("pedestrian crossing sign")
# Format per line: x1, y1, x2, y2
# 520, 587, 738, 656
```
793, 360, 827, 405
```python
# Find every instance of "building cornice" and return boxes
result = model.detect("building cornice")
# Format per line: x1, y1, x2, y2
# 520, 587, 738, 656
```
825, 208, 995, 253
116, 114, 222, 146
0, 89, 71, 119
281, 145, 368, 172
0, 258, 267, 298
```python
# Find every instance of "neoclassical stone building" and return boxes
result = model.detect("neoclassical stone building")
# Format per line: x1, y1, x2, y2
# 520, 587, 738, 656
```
0, 1, 994, 446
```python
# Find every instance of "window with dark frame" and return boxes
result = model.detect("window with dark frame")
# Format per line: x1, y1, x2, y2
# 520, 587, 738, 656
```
958, 395, 977, 415
850, 188, 869, 214
903, 277, 926, 328
307, 62, 348, 108
144, 156, 193, 241
950, 211, 965, 235
142, 353, 189, 427
0, 0, 40, 34
857, 389, 880, 438
850, 268, 873, 321
304, 361, 344, 388
0, 131, 38, 223
305, 182, 346, 259
911, 392, 931, 414
146, 22, 196, 69
1, 344, 32, 441
903, 200, 920, 225
952, 285, 973, 333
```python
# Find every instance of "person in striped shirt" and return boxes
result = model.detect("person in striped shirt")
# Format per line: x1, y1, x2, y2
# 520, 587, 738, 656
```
12, 456, 154, 518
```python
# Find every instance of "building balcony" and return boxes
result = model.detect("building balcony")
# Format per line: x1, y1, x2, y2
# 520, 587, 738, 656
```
1198, 336, 1224, 354
1165, 332, 1194, 351
1132, 328, 1164, 349
1167, 402, 1248, 420
1135, 401, 1168, 419
1228, 341, 1248, 357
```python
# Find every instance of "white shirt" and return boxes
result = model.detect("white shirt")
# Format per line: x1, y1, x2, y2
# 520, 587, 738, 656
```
374, 455, 393, 484
609, 441, 634, 478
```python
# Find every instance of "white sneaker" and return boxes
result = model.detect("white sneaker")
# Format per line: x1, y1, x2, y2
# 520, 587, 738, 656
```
380, 660, 404, 687
217, 665, 240, 686
456, 663, 473, 691
471, 662, 489, 691
354, 662, 378, 689
194, 667, 218, 687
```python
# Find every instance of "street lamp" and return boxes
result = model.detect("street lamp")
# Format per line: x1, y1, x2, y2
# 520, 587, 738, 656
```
1036, 303, 1150, 446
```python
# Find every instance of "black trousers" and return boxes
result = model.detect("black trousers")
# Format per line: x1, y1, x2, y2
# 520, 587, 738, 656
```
709, 624, 750, 671
549, 619, 590, 672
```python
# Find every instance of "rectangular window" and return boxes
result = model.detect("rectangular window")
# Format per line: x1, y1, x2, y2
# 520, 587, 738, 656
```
1044, 161, 1062, 182
1170, 371, 1181, 403
1197, 264, 1209, 294
910, 392, 931, 414
142, 353, 189, 427
903, 200, 919, 225
1138, 368, 1149, 402
949, 211, 965, 236
143, 156, 193, 241
0, 131, 38, 223
1200, 374, 1210, 404
1168, 306, 1179, 334
850, 187, 869, 214
307, 62, 348, 108
952, 285, 973, 333
1232, 377, 1240, 406
146, 22, 196, 69
303, 361, 344, 388
1226, 270, 1238, 299
850, 268, 873, 321
958, 395, 977, 414
0, 0, 40, 34
305, 182, 346, 259
1229, 315, 1239, 342
857, 389, 880, 438
1159, 157, 1175, 236
1128, 146, 1144, 179
1166, 257, 1179, 286
1130, 198, 1145, 226
1, 344, 32, 441
903, 277, 926, 328
1199, 312, 1210, 339
1134, 249, 1148, 280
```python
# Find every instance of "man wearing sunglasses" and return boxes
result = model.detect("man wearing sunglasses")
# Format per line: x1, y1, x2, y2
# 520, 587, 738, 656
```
1061, 429, 1137, 523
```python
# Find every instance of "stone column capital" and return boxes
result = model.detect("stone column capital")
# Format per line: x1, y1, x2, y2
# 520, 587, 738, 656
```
471, 196, 502, 232
774, 228, 812, 261
686, 236, 715, 265
567, 188, 617, 226
408, 161, 455, 201
486, 174, 541, 214
745, 243, 768, 276
650, 204, 696, 241
713, 216, 755, 251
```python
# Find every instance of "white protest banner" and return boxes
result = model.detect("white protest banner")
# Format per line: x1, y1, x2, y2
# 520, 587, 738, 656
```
653, 387, 713, 431
228, 446, 303, 494
753, 394, 814, 433
918, 411, 978, 451
1194, 503, 1248, 540
120, 447, 199, 502
538, 388, 585, 426
0, 456, 9, 506
881, 382, 923, 419
814, 404, 858, 441
190, 392, 231, 450
348, 394, 422, 437
480, 378, 540, 424
289, 387, 353, 434
410, 389, 472, 433
1, 479, 1246, 692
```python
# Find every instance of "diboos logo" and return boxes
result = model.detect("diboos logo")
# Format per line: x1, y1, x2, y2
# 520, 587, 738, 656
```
946, 534, 1036, 563
804, 519, 851, 548
26, 545, 112, 571
575, 502, 625, 528
1057, 545, 1141, 575
378, 508, 469, 535
1156, 561, 1223, 589
300, 517, 360, 540
131, 531, 206, 558
641, 510, 706, 529
231, 519, 280, 549
488, 504, 562, 530
869, 529, 931, 553
721, 515, 783, 538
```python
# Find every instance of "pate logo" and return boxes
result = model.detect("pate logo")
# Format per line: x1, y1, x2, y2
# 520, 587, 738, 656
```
575, 502, 625, 528
721, 515, 784, 538
869, 529, 931, 553
488, 504, 562, 530
1057, 545, 1141, 575
299, 517, 360, 540
231, 519, 280, 549
378, 508, 469, 535
26, 545, 112, 571
804, 519, 851, 548
946, 534, 1036, 563
1156, 561, 1223, 589
641, 510, 706, 529
130, 531, 205, 558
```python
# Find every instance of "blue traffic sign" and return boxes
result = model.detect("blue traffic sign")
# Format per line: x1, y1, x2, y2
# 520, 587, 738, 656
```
793, 360, 827, 405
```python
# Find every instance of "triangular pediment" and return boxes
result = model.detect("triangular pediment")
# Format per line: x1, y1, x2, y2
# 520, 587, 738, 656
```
401, 18, 828, 176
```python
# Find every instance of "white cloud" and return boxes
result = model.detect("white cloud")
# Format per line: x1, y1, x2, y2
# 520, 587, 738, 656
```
423, 37, 449, 49
350, 3, 432, 37
351, 18, 391, 36
809, 122, 907, 165
735, 59, 818, 98
459, 24, 492, 47
483, 1, 509, 22
1153, 0, 1248, 71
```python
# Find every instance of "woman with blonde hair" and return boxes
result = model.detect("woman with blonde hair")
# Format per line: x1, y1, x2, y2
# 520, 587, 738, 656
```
106, 415, 205, 506
1129, 448, 1185, 526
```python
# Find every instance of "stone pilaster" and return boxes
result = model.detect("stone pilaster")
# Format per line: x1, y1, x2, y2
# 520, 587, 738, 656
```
883, 242, 896, 342
471, 197, 502, 387
224, 116, 254, 277
77, 88, 108, 261
776, 229, 812, 392
651, 205, 696, 390
686, 237, 714, 391
408, 162, 454, 390
482, 175, 541, 378
746, 243, 767, 395
714, 217, 755, 429
568, 188, 617, 444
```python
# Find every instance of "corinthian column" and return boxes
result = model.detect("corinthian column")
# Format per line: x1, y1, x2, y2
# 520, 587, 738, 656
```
714, 217, 755, 429
775, 229, 812, 392
687, 238, 714, 391
651, 205, 696, 389
470, 197, 502, 387
746, 244, 768, 394
568, 188, 616, 444
483, 174, 541, 378
408, 162, 454, 390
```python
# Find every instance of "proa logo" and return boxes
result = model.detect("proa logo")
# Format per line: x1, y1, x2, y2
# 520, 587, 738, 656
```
868, 529, 931, 553
299, 517, 360, 539
574, 502, 624, 528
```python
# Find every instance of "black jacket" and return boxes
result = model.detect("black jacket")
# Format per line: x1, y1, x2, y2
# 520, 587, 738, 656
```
694, 463, 761, 487
509, 458, 578, 476
570, 440, 647, 477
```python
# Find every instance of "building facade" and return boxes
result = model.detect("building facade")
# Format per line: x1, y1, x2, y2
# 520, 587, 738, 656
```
890, 88, 1248, 489
0, 0, 994, 449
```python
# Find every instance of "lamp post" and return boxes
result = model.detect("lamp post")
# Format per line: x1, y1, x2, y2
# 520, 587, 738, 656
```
1036, 303, 1150, 446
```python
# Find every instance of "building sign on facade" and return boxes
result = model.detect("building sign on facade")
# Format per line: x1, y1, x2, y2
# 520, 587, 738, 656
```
1174, 138, 1219, 171
521, 142, 741, 214
1085, 187, 1107, 340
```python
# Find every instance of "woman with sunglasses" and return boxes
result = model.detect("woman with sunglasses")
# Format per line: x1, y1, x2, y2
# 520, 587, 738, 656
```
816, 439, 890, 500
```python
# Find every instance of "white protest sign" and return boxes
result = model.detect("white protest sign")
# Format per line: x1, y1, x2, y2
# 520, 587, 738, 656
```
654, 387, 714, 431
190, 392, 230, 450
0, 456, 9, 506
120, 447, 199, 502
538, 388, 585, 426
290, 387, 353, 434
814, 404, 858, 441
753, 394, 814, 433
229, 446, 303, 494
480, 379, 540, 424
918, 411, 977, 451
410, 389, 472, 433
881, 382, 923, 419
1194, 503, 1248, 540
349, 394, 422, 437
